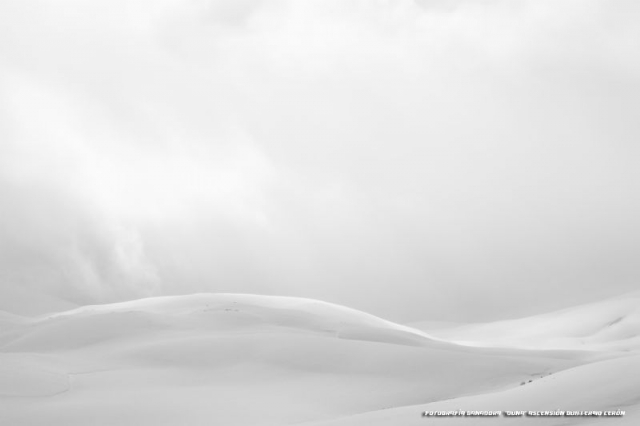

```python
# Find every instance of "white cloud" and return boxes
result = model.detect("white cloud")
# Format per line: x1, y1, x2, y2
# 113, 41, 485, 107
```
1, 0, 639, 321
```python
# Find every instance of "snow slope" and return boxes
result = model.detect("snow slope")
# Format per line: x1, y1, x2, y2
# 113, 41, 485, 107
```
424, 292, 640, 351
1, 293, 637, 426
304, 354, 640, 426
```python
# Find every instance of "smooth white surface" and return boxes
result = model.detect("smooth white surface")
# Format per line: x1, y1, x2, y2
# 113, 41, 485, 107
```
2, 293, 638, 425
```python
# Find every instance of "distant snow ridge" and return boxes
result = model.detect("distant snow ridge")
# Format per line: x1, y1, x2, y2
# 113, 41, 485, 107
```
428, 293, 640, 351
18, 293, 440, 350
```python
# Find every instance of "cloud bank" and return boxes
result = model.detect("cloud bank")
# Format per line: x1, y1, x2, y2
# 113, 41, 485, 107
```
1, 0, 639, 321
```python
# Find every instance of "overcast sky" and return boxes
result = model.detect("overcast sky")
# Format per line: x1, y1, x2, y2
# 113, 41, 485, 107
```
1, 0, 639, 322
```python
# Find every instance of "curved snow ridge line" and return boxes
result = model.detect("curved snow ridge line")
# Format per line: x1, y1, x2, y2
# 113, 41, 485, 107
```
424, 294, 640, 352
39, 293, 444, 343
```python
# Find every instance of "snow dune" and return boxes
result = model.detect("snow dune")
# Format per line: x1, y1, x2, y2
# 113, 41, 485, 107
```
422, 292, 640, 351
1, 293, 638, 425
305, 354, 640, 426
